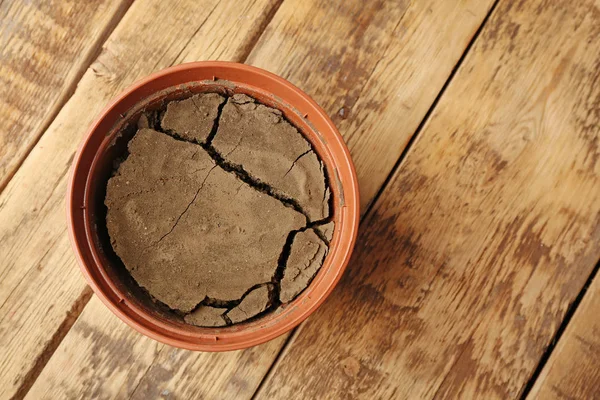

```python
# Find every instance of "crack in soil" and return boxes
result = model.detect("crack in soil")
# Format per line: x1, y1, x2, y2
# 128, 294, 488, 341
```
204, 95, 228, 145
156, 95, 314, 224
188, 282, 275, 325
224, 136, 244, 158
118, 93, 332, 322
269, 219, 332, 307
282, 149, 311, 178
153, 164, 218, 245
202, 144, 312, 223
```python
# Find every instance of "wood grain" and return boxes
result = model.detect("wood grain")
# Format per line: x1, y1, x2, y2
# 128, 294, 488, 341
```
26, 296, 289, 399
0, 0, 133, 193
11, 1, 496, 398
528, 276, 600, 399
247, 0, 495, 212
25, 0, 499, 398
25, 296, 161, 400
256, 0, 600, 398
27, 1, 502, 398
0, 0, 279, 398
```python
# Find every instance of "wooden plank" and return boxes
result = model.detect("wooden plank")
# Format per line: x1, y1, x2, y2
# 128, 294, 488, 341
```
246, 0, 494, 211
0, 0, 280, 398
256, 0, 600, 398
0, 0, 133, 192
527, 276, 600, 399
17, 0, 496, 397
18, 1, 496, 398
26, 296, 289, 399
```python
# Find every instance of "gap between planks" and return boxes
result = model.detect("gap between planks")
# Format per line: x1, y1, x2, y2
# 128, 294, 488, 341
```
9, 0, 506, 396
10, 2, 284, 399
251, 0, 501, 397
0, 0, 135, 195
12, 287, 94, 400
519, 258, 600, 399
252, 0, 600, 396
4, 3, 133, 398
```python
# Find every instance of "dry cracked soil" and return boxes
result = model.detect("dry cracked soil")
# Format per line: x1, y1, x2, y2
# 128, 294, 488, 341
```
105, 92, 334, 326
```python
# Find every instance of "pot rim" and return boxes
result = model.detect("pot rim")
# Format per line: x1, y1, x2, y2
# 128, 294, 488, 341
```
67, 61, 359, 351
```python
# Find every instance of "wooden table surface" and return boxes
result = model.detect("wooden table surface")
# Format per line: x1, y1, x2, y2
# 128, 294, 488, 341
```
2, 0, 599, 398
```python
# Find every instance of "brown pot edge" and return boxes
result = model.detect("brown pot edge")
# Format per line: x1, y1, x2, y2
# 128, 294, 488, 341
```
66, 61, 360, 351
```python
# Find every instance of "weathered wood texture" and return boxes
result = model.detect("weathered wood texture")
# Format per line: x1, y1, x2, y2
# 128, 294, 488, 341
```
247, 0, 496, 212
0, 0, 133, 192
25, 0, 496, 398
256, 0, 600, 398
0, 0, 279, 398
25, 296, 161, 400
26, 296, 289, 399
528, 277, 600, 400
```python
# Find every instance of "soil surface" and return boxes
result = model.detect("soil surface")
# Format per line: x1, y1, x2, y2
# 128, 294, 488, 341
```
162, 93, 225, 143
105, 92, 333, 326
212, 94, 330, 221
280, 229, 328, 303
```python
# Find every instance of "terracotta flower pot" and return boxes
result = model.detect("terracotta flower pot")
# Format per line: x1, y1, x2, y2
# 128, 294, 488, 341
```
67, 62, 359, 351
